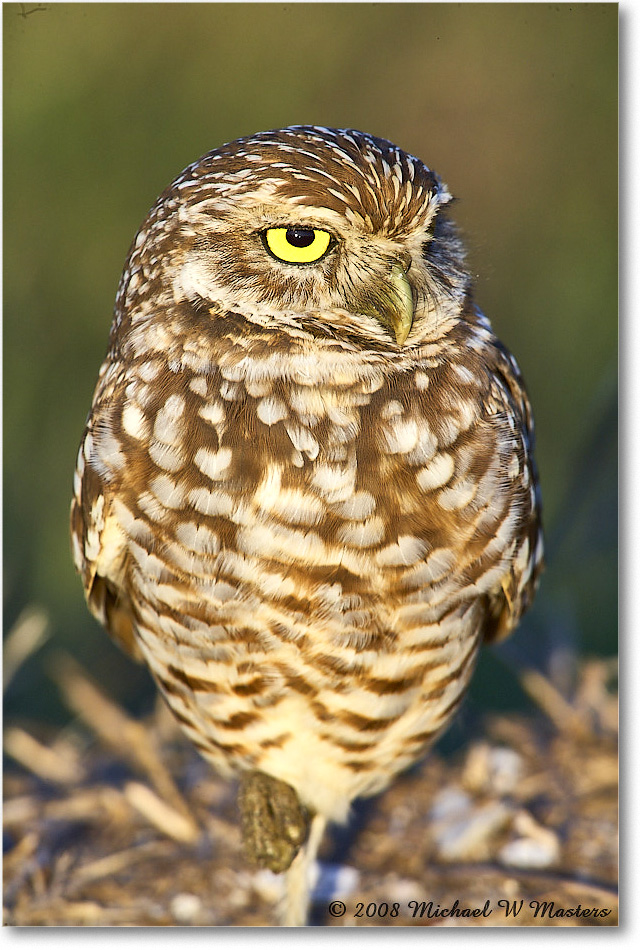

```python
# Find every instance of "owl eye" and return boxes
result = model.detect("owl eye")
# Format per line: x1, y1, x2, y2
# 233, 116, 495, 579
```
264, 227, 332, 264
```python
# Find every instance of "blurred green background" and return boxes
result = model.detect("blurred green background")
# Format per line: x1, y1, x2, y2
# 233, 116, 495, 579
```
4, 3, 617, 729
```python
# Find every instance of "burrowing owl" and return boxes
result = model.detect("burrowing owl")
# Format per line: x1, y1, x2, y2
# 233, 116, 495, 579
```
71, 126, 543, 925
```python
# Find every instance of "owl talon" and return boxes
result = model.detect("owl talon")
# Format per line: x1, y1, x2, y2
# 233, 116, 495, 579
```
239, 770, 310, 873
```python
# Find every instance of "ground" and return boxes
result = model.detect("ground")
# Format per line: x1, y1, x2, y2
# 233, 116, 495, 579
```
3, 654, 617, 927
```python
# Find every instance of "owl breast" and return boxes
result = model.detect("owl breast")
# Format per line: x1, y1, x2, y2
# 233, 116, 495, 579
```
72, 307, 539, 822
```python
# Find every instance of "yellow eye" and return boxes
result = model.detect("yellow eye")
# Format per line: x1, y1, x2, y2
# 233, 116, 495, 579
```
264, 227, 332, 264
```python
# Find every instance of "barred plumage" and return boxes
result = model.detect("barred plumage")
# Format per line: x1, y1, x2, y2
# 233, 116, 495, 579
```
71, 126, 543, 925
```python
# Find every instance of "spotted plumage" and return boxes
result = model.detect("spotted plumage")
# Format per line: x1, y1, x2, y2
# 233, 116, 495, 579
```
71, 126, 543, 925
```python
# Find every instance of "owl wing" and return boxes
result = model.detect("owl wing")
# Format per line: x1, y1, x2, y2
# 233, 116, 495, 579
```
480, 339, 543, 644
70, 373, 141, 660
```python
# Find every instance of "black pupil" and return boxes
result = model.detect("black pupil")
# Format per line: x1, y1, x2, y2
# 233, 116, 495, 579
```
286, 228, 315, 248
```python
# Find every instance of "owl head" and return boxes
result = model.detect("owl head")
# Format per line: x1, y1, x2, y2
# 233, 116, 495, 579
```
115, 127, 470, 350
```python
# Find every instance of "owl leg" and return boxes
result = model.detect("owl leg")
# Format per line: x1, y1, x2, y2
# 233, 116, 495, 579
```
281, 812, 328, 927
239, 770, 310, 874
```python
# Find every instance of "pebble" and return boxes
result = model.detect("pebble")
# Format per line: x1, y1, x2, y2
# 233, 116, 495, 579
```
432, 799, 513, 861
462, 743, 524, 795
499, 810, 560, 868
170, 892, 203, 923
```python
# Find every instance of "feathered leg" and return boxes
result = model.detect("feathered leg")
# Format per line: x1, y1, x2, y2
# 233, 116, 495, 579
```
281, 812, 328, 926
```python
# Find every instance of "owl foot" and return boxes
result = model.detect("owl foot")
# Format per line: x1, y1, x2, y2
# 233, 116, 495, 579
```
239, 770, 310, 873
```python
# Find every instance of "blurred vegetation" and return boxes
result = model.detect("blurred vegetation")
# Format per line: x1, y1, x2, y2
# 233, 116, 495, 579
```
3, 3, 617, 727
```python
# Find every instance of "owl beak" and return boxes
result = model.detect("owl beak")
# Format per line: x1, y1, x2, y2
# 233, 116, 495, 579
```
356, 260, 415, 346
387, 261, 414, 345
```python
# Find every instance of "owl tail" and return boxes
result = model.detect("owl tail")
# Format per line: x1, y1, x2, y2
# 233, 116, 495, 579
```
280, 813, 327, 926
